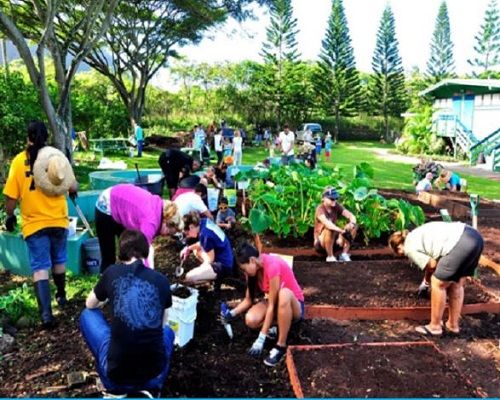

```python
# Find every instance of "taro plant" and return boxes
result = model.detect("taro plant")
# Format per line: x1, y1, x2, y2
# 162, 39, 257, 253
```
0, 283, 39, 327
238, 161, 424, 242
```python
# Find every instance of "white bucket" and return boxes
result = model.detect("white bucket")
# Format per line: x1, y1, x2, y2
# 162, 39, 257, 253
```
68, 217, 78, 237
168, 314, 197, 347
169, 285, 199, 347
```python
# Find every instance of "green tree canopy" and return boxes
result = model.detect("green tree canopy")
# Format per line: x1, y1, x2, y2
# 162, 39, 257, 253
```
426, 1, 455, 82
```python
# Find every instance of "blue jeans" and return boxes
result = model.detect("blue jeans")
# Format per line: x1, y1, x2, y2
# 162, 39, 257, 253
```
137, 140, 144, 157
80, 308, 174, 393
25, 228, 68, 272
281, 155, 294, 165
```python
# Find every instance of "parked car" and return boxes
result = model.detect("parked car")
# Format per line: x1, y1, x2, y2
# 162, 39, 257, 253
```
296, 123, 323, 143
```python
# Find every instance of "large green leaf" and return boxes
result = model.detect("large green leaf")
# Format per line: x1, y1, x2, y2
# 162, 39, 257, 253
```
249, 208, 271, 234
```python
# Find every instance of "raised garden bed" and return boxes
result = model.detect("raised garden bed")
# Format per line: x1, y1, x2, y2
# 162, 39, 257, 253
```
292, 259, 499, 320
286, 342, 482, 398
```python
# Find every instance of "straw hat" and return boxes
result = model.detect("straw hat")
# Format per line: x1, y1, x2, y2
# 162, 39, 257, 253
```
439, 169, 452, 183
33, 146, 76, 196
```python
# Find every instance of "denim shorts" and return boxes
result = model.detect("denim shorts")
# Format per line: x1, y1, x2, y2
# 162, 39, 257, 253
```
25, 228, 68, 272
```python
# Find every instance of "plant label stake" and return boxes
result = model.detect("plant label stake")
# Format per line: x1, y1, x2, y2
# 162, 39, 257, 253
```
469, 194, 479, 229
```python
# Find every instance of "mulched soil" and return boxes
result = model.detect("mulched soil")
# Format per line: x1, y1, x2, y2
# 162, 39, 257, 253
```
145, 133, 190, 149
291, 344, 476, 397
294, 260, 494, 307
0, 188, 498, 397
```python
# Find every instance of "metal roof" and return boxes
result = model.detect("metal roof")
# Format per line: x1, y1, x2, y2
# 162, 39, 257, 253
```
419, 79, 500, 98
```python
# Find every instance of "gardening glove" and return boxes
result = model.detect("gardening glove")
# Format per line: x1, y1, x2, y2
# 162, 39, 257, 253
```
69, 190, 78, 201
417, 280, 430, 298
180, 246, 190, 260
248, 332, 266, 358
220, 302, 233, 324
5, 215, 17, 232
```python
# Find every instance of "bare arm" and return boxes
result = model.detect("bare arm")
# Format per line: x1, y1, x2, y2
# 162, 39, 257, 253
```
341, 209, 357, 228
5, 196, 17, 216
423, 258, 438, 283
318, 214, 344, 233
85, 290, 107, 309
231, 288, 253, 316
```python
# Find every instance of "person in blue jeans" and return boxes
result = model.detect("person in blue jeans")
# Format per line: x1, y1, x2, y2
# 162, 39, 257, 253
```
133, 120, 144, 157
80, 230, 175, 395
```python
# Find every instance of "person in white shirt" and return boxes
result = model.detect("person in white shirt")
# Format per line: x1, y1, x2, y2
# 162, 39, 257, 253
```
303, 128, 313, 143
232, 130, 243, 166
389, 222, 483, 336
278, 124, 295, 165
415, 172, 433, 194
214, 130, 223, 166
174, 185, 213, 219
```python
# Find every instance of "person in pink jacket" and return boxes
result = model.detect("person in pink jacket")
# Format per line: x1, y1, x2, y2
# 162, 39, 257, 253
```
95, 184, 181, 272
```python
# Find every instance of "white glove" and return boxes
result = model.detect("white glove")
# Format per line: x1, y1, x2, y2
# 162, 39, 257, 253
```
417, 280, 430, 298
248, 332, 266, 357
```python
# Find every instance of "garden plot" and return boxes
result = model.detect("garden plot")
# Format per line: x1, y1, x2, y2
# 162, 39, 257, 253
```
287, 342, 480, 398
294, 259, 495, 308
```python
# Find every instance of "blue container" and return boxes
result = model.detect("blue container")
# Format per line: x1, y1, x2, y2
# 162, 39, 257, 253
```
66, 190, 101, 223
83, 237, 101, 274
89, 169, 164, 191
0, 229, 91, 276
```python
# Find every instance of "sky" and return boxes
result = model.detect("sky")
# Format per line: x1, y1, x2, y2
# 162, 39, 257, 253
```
152, 0, 495, 90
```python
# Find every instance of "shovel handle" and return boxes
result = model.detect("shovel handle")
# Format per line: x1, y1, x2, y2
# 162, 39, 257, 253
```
135, 163, 141, 180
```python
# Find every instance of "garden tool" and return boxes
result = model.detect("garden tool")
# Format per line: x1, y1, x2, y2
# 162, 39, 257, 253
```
70, 197, 95, 237
469, 194, 479, 229
172, 258, 185, 290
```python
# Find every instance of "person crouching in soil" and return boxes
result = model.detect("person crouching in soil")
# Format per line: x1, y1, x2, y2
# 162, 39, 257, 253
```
180, 211, 234, 284
314, 187, 357, 262
80, 230, 175, 396
389, 221, 483, 336
3, 121, 78, 328
95, 183, 182, 272
220, 243, 305, 367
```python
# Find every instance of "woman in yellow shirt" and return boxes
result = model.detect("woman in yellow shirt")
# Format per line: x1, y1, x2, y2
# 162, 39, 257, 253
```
3, 121, 78, 328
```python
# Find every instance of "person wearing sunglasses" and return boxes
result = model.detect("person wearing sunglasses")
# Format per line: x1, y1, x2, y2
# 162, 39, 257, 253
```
314, 187, 357, 262
216, 197, 236, 230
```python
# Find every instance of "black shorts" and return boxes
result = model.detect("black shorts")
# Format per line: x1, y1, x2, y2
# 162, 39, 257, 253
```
434, 226, 483, 282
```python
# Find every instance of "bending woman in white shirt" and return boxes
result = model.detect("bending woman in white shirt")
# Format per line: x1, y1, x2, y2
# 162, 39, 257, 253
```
389, 222, 483, 336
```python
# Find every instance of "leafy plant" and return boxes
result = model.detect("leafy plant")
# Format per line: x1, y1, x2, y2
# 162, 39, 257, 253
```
0, 283, 39, 326
238, 162, 425, 242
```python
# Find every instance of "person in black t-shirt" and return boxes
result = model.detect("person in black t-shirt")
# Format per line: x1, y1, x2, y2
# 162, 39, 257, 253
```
80, 230, 175, 394
158, 148, 202, 198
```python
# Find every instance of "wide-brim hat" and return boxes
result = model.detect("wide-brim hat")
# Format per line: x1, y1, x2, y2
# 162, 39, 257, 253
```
439, 169, 452, 183
33, 146, 76, 196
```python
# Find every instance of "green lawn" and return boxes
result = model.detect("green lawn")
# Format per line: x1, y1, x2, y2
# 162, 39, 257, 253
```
70, 141, 499, 200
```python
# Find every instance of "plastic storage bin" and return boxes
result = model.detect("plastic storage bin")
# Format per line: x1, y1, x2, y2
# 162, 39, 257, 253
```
0, 229, 91, 276
169, 285, 199, 347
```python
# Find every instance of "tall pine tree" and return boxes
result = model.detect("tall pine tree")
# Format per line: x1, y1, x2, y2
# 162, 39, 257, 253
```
468, 0, 500, 77
260, 0, 300, 129
370, 5, 407, 141
315, 0, 360, 142
426, 1, 455, 82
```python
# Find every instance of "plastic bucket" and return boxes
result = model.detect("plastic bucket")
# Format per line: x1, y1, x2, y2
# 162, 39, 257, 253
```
83, 237, 101, 274
134, 174, 165, 196
207, 188, 220, 211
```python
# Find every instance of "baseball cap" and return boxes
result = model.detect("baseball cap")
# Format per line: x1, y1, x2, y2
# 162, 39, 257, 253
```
322, 188, 339, 200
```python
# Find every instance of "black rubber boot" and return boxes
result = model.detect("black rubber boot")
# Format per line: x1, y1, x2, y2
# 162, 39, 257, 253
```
52, 272, 67, 306
34, 280, 55, 329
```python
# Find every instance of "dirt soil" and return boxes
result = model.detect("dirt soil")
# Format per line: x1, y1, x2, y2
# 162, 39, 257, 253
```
292, 344, 476, 397
294, 260, 494, 307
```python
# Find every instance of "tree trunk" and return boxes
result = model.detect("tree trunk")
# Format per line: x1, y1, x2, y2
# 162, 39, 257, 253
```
334, 105, 340, 143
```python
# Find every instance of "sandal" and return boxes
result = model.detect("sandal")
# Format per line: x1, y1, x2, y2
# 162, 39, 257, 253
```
415, 325, 442, 336
444, 323, 460, 336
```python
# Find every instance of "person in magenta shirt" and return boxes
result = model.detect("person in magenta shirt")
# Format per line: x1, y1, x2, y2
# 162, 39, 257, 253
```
95, 184, 182, 272
220, 243, 305, 367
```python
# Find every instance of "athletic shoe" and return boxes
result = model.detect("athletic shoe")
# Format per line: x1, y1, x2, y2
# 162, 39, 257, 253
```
338, 253, 351, 262
326, 256, 337, 262
264, 346, 286, 367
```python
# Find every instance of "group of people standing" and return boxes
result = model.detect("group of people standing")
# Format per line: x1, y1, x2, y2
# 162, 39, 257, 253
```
2, 120, 485, 396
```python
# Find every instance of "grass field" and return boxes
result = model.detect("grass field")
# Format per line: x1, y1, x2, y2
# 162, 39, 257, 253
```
72, 141, 500, 200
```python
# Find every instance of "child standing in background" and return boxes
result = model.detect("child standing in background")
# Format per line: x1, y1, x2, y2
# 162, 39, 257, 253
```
223, 137, 233, 158
216, 197, 236, 231
233, 130, 243, 166
315, 135, 322, 156
324, 133, 332, 162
